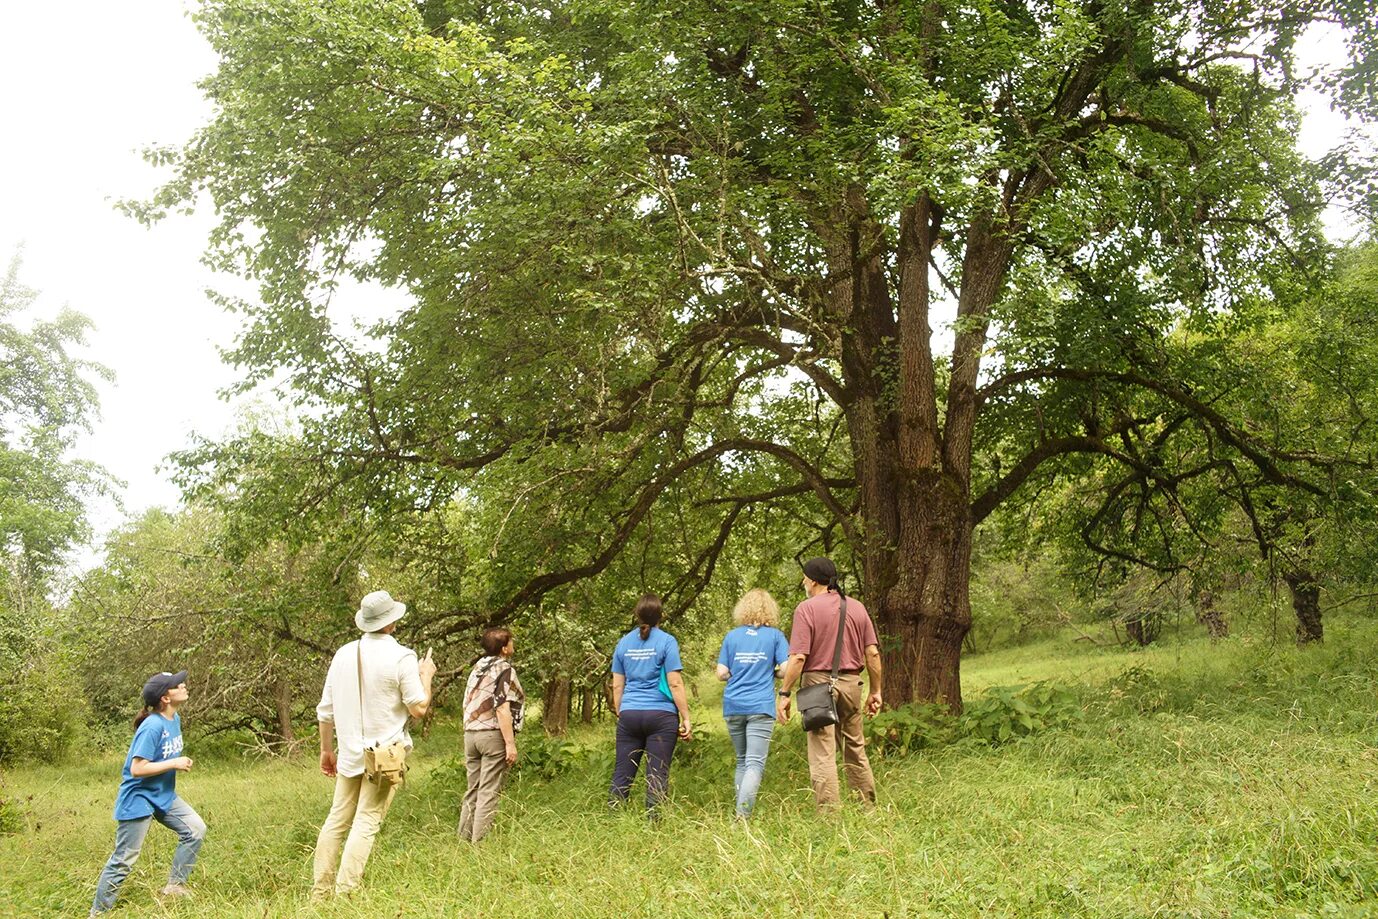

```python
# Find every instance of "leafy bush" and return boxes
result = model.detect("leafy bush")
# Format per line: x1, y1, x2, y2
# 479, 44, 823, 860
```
0, 618, 87, 763
669, 719, 718, 767
1102, 665, 1173, 714
513, 735, 589, 781
966, 556, 1080, 653
865, 684, 1080, 755
427, 734, 596, 789
0, 790, 20, 835
865, 702, 957, 756
959, 682, 1081, 745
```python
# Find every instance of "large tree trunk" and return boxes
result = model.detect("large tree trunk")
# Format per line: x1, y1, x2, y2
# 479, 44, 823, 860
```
543, 676, 571, 736
1124, 612, 1162, 646
1284, 572, 1322, 644
875, 474, 973, 709
580, 685, 594, 724
827, 190, 995, 713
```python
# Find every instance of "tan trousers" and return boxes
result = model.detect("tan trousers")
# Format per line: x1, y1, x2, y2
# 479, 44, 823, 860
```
458, 730, 511, 842
311, 773, 397, 898
801, 671, 876, 810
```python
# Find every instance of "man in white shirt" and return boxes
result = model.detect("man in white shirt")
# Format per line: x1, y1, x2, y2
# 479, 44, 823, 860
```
311, 590, 436, 899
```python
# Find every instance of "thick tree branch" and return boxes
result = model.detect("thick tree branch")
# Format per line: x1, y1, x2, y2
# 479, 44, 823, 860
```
435, 437, 855, 638
977, 365, 1335, 491
972, 432, 1144, 524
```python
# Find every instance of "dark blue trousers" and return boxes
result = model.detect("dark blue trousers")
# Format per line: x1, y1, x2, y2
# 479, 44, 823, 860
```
609, 709, 679, 811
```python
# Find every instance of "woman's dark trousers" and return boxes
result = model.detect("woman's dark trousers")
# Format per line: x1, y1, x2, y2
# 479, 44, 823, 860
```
609, 709, 679, 812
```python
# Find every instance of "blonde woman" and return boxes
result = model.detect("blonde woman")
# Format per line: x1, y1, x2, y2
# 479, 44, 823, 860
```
715, 589, 790, 817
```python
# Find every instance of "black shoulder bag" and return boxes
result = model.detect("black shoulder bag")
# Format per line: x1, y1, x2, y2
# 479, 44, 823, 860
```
795, 593, 848, 733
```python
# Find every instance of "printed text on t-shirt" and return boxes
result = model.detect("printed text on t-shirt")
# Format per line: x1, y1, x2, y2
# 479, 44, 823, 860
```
161, 732, 184, 759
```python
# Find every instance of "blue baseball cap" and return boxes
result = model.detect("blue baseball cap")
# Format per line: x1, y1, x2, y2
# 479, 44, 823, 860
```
141, 670, 189, 707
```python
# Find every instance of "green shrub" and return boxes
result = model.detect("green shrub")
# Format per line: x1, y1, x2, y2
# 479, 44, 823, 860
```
864, 684, 1080, 755
959, 682, 1081, 745
865, 702, 957, 756
1101, 665, 1173, 714
0, 785, 21, 835
0, 622, 87, 763
669, 720, 718, 766
966, 556, 1082, 653
513, 735, 588, 781
426, 734, 594, 789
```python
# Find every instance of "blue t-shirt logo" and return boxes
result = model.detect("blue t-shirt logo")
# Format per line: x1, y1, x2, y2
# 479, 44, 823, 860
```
161, 732, 183, 759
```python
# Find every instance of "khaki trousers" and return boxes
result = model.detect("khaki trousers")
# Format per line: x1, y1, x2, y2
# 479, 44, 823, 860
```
458, 730, 511, 842
801, 671, 876, 810
311, 773, 397, 898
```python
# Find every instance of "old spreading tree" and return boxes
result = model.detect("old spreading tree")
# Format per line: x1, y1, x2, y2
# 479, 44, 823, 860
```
145, 0, 1376, 706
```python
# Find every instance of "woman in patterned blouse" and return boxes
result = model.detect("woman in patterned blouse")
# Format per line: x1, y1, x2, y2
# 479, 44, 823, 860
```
459, 628, 524, 842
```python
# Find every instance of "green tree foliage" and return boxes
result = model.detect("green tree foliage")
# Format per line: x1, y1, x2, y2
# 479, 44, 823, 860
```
140, 0, 1377, 706
1010, 242, 1378, 645
0, 252, 110, 590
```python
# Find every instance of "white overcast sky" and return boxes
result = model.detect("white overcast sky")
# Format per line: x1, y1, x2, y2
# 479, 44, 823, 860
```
0, 2, 397, 564
0, 4, 1371, 572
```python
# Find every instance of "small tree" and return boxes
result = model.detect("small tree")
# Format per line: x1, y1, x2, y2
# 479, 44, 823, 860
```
0, 252, 110, 761
71, 505, 364, 749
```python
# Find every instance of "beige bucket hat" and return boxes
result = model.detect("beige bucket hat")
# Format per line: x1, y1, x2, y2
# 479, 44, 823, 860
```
355, 590, 407, 632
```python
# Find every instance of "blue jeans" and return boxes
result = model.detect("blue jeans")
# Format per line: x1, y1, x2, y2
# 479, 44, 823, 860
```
609, 709, 679, 812
725, 714, 776, 816
91, 797, 206, 913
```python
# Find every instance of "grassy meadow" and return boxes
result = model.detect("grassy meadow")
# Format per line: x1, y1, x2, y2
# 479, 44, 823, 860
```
5, 617, 1378, 917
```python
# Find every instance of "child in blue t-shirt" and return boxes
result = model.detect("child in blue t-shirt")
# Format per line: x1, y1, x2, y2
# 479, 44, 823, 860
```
716, 589, 791, 817
90, 670, 207, 916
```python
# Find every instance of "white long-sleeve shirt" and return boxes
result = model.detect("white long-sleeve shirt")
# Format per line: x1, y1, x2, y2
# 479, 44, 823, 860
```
317, 632, 426, 778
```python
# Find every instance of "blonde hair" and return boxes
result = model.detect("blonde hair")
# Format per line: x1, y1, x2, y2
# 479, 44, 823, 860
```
732, 588, 779, 627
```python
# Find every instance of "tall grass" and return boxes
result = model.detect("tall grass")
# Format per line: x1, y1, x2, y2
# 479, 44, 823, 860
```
4, 620, 1378, 917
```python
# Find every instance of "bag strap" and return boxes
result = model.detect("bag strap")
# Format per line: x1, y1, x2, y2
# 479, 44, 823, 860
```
355, 639, 368, 744
473, 656, 501, 702
828, 592, 848, 684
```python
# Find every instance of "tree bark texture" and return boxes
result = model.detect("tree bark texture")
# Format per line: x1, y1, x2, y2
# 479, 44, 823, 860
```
274, 678, 295, 744
580, 686, 594, 724
1124, 612, 1162, 647
873, 473, 974, 707
827, 191, 996, 712
543, 676, 572, 736
1194, 589, 1229, 639
1285, 572, 1323, 644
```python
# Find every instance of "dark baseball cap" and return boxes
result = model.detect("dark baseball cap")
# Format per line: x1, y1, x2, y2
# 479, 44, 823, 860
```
142, 670, 189, 707
802, 557, 838, 584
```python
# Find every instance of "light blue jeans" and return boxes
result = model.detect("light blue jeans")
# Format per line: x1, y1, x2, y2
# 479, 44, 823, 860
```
91, 796, 206, 914
725, 714, 776, 816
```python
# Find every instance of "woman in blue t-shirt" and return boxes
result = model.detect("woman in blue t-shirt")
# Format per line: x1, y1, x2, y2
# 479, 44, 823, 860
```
715, 589, 790, 817
608, 593, 692, 813
90, 670, 207, 916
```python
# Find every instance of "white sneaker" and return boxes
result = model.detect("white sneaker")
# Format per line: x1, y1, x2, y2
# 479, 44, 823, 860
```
159, 883, 193, 898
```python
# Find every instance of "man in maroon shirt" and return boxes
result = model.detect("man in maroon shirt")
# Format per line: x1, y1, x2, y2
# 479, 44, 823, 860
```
776, 557, 883, 810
